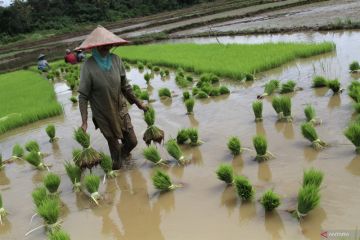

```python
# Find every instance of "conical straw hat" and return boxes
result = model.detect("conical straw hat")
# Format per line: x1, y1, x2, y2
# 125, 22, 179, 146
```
76, 25, 129, 50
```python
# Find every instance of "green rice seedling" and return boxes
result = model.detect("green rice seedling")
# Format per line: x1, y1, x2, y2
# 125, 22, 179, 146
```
227, 136, 241, 155
46, 124, 56, 143
159, 70, 165, 77
260, 189, 281, 211
295, 185, 320, 219
176, 129, 189, 144
200, 73, 219, 84
312, 76, 328, 88
192, 87, 200, 96
158, 88, 171, 98
200, 82, 212, 95
304, 105, 321, 125
280, 80, 296, 94
348, 81, 360, 102
165, 139, 186, 165
176, 68, 185, 77
137, 61, 144, 70
195, 90, 209, 99
132, 84, 141, 92
303, 168, 324, 188
0, 154, 3, 170
84, 174, 101, 205
353, 102, 360, 113
165, 69, 170, 76
143, 108, 164, 145
146, 63, 153, 70
252, 100, 263, 122
144, 73, 152, 83
25, 151, 47, 170
186, 75, 193, 82
139, 91, 149, 101
234, 175, 255, 201
301, 123, 327, 150
344, 122, 360, 154
152, 170, 180, 191
143, 146, 166, 166
0, 193, 7, 224
175, 75, 190, 88
183, 91, 190, 101
124, 62, 130, 71
187, 128, 201, 146
25, 140, 40, 153
73, 128, 101, 170
216, 164, 234, 185
350, 61, 360, 72
209, 87, 220, 97
272, 96, 283, 120
44, 173, 61, 195
259, 80, 280, 98
12, 143, 24, 159
48, 230, 71, 240
70, 96, 78, 103
153, 66, 160, 72
32, 187, 48, 208
327, 79, 341, 94
64, 161, 82, 192
280, 96, 292, 122
36, 198, 61, 233
219, 86, 230, 95
185, 98, 195, 114
245, 73, 255, 81
253, 135, 273, 162
100, 152, 117, 178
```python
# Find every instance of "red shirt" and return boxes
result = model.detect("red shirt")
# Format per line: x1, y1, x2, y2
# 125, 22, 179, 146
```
65, 53, 77, 64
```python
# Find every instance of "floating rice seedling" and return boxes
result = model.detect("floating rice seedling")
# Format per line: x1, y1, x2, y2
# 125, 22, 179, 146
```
280, 80, 296, 94
84, 174, 101, 205
234, 175, 255, 201
344, 122, 360, 154
73, 128, 101, 170
143, 146, 166, 166
165, 139, 187, 165
183, 91, 190, 101
143, 108, 164, 145
185, 98, 195, 114
46, 124, 57, 143
25, 140, 40, 153
152, 170, 180, 191
187, 128, 202, 146
260, 189, 281, 211
12, 144, 24, 159
303, 168, 324, 188
64, 162, 82, 192
144, 73, 152, 84
253, 135, 273, 162
252, 100, 263, 122
227, 136, 241, 155
216, 164, 234, 185
70, 96, 78, 103
32, 187, 49, 208
139, 91, 149, 101
295, 185, 320, 219
258, 80, 279, 98
158, 88, 171, 98
301, 123, 327, 150
44, 173, 61, 195
327, 79, 341, 94
100, 152, 117, 179
272, 96, 283, 120
195, 90, 209, 99
25, 151, 47, 170
349, 61, 360, 72
304, 105, 321, 125
219, 86, 230, 95
0, 193, 7, 224
312, 76, 328, 88
176, 129, 189, 144
48, 230, 71, 240
35, 198, 61, 234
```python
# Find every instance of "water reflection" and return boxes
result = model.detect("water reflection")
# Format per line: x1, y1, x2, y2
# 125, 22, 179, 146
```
220, 186, 237, 217
239, 201, 256, 223
0, 171, 10, 185
327, 94, 341, 109
154, 190, 175, 214
171, 165, 185, 179
190, 146, 203, 166
313, 87, 328, 97
264, 211, 285, 240
160, 97, 172, 107
256, 122, 267, 136
300, 207, 327, 240
187, 114, 199, 127
258, 162, 272, 182
283, 122, 295, 140
346, 155, 360, 176
303, 146, 320, 162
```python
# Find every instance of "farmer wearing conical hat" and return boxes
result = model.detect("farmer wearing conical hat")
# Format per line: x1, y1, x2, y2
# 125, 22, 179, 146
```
77, 26, 147, 170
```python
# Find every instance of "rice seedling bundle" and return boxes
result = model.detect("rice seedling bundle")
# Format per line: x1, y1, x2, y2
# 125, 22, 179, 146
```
219, 86, 230, 95
304, 105, 321, 125
143, 146, 166, 165
165, 139, 186, 165
327, 79, 341, 94
200, 73, 219, 84
301, 123, 327, 150
12, 143, 24, 159
216, 164, 234, 185
177, 67, 185, 77
260, 79, 279, 98
272, 96, 283, 120
25, 140, 41, 154
32, 187, 49, 208
349, 61, 360, 72
192, 87, 199, 96
25, 151, 46, 170
185, 98, 195, 114
46, 124, 56, 142
227, 136, 241, 155
139, 91, 149, 101
73, 128, 101, 170
165, 69, 170, 76
44, 173, 61, 195
144, 73, 152, 83
234, 175, 255, 201
353, 102, 360, 113
183, 91, 190, 101
153, 66, 160, 72
186, 75, 193, 82
280, 96, 292, 121
253, 135, 273, 162
312, 76, 328, 88
344, 122, 360, 154
84, 174, 101, 205
187, 128, 201, 146
70, 96, 78, 103
158, 88, 172, 98
0, 154, 3, 170
147, 63, 153, 70
64, 162, 82, 192
99, 152, 117, 178
303, 168, 324, 188
252, 100, 263, 122
260, 189, 281, 211
132, 84, 141, 92
143, 108, 164, 145
159, 70, 165, 77
137, 61, 144, 70
152, 170, 180, 191
175, 75, 191, 88
245, 73, 254, 81
348, 81, 360, 103
295, 185, 320, 219
177, 129, 189, 144
200, 82, 212, 95
195, 90, 209, 99
209, 87, 220, 97
37, 198, 61, 232
0, 193, 7, 224
280, 80, 296, 94
124, 62, 130, 71
48, 230, 71, 240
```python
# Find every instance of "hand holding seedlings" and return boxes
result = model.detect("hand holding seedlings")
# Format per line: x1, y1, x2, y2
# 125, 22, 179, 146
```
165, 139, 187, 165
152, 170, 181, 191
143, 146, 166, 166
64, 162, 82, 192
84, 174, 101, 205
260, 189, 281, 211
301, 123, 327, 150
143, 108, 165, 145
73, 128, 101, 170
216, 164, 234, 185
234, 175, 255, 201
304, 105, 322, 125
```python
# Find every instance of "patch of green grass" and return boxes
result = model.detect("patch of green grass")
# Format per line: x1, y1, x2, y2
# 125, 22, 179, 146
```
0, 70, 63, 134
115, 43, 334, 80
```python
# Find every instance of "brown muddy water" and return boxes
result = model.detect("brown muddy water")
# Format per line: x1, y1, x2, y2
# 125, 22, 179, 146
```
1, 31, 360, 240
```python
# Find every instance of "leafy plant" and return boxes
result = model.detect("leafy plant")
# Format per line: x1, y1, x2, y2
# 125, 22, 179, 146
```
73, 128, 101, 170
301, 123, 327, 150
312, 76, 328, 88
64, 161, 82, 192
46, 124, 56, 142
252, 100, 263, 122
234, 175, 255, 201
152, 170, 179, 191
253, 135, 273, 162
260, 189, 281, 211
296, 185, 320, 219
177, 129, 189, 144
185, 98, 195, 114
304, 104, 321, 125
216, 164, 234, 185
165, 139, 186, 165
344, 122, 360, 154
227, 136, 241, 155
280, 80, 296, 94
44, 173, 61, 194
303, 168, 324, 188
158, 88, 171, 98
143, 146, 166, 165
84, 174, 101, 205
327, 79, 341, 94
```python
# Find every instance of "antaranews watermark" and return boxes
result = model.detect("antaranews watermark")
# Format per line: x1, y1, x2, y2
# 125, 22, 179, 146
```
321, 230, 360, 239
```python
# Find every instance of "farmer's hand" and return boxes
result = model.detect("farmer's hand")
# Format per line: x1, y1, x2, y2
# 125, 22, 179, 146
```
81, 122, 88, 132
137, 102, 148, 112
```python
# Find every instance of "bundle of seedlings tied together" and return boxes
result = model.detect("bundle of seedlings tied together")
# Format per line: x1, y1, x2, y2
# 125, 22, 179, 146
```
24, 141, 50, 170
312, 76, 343, 94
349, 60, 360, 73
272, 96, 293, 122
192, 72, 230, 99
253, 135, 274, 162
176, 127, 202, 146
227, 136, 250, 155
165, 139, 188, 165
152, 169, 181, 192
45, 124, 57, 143
304, 104, 322, 125
143, 107, 164, 145
132, 84, 149, 102
344, 121, 360, 154
301, 123, 327, 150
348, 81, 360, 113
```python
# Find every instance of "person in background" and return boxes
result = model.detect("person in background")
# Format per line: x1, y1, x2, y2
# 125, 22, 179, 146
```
37, 54, 50, 72
64, 49, 77, 64
76, 50, 86, 62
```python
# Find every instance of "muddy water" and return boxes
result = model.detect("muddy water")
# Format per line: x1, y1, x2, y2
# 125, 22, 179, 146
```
1, 31, 360, 240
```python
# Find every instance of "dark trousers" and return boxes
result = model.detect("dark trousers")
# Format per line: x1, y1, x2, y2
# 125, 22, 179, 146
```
105, 128, 138, 168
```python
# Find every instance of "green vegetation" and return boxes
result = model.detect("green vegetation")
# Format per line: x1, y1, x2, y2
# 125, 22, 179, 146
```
0, 193, 7, 224
44, 173, 61, 195
280, 80, 296, 94
260, 189, 281, 211
272, 96, 292, 121
73, 128, 101, 170
296, 185, 320, 219
84, 174, 101, 205
25, 151, 46, 170
0, 71, 62, 134
350, 61, 360, 72
116, 43, 334, 81
260, 80, 280, 98
301, 123, 327, 150
185, 98, 195, 114
37, 198, 61, 232
304, 105, 321, 125
219, 86, 230, 95
143, 146, 166, 166
187, 128, 201, 146
227, 136, 241, 155
48, 230, 71, 240
25, 140, 40, 153
64, 162, 82, 192
312, 76, 328, 88
45, 124, 56, 143
32, 187, 48, 208
177, 129, 189, 144
152, 170, 179, 191
344, 122, 360, 154
0, 154, 3, 170
348, 81, 360, 103
143, 108, 164, 145
165, 139, 186, 165
234, 175, 255, 201
183, 91, 190, 101
216, 164, 234, 185
12, 144, 24, 159
252, 100, 263, 122
100, 152, 117, 178
158, 88, 172, 98
70, 96, 78, 103
253, 135, 273, 162
303, 168, 324, 188
327, 79, 341, 94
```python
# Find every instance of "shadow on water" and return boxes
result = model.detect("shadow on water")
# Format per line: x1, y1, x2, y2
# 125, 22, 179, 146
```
300, 207, 327, 240
190, 146, 203, 166
327, 94, 341, 109
187, 114, 199, 127
239, 201, 257, 224
256, 122, 267, 136
232, 155, 244, 175
346, 155, 360, 176
170, 164, 185, 179
303, 147, 320, 162
258, 161, 272, 182
264, 211, 285, 240
220, 186, 237, 217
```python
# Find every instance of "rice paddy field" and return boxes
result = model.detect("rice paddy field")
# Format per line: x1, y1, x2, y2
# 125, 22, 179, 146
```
1, 30, 360, 240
